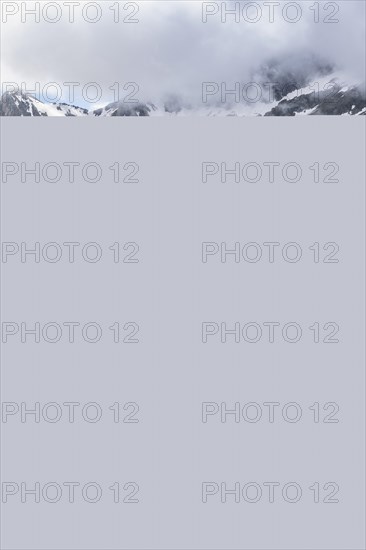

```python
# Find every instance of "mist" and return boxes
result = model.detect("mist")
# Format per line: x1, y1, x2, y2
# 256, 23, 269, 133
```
1, 1, 365, 107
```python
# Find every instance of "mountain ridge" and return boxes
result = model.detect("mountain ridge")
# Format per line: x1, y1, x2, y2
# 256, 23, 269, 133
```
1, 76, 365, 117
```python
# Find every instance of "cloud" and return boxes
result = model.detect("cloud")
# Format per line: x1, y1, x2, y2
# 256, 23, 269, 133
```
1, 1, 365, 106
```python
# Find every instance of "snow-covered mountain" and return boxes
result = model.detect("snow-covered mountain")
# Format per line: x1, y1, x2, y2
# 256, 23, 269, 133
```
264, 79, 366, 116
0, 91, 89, 117
1, 75, 365, 117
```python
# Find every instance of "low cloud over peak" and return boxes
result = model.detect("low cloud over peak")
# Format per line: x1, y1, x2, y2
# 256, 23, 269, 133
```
1, 1, 365, 107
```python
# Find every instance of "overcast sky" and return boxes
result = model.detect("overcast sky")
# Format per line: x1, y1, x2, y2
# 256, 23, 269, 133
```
1, 1, 365, 107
